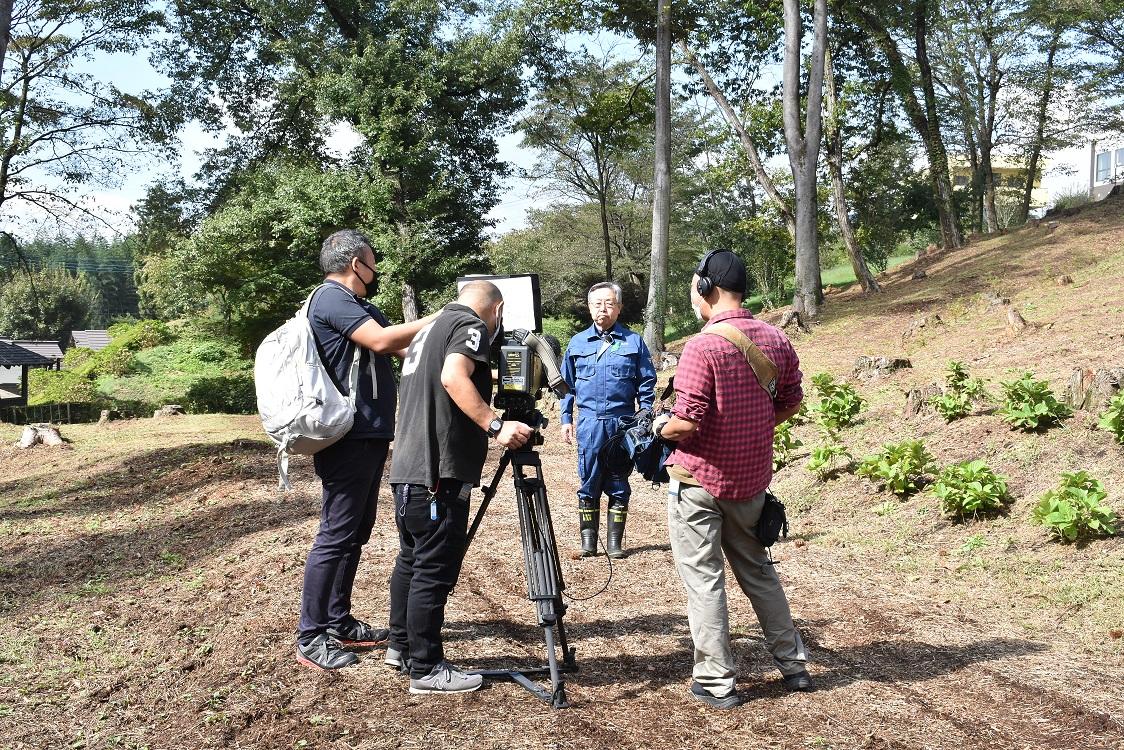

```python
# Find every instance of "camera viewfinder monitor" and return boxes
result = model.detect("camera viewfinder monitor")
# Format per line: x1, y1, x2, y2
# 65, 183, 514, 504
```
456, 274, 543, 333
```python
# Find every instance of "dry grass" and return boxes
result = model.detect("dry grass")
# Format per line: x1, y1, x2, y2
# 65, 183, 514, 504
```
2, 198, 1124, 749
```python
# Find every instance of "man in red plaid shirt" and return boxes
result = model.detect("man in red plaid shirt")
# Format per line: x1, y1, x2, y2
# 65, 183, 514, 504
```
656, 249, 812, 709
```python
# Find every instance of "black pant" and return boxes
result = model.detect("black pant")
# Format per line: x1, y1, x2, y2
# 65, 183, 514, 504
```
388, 481, 471, 677
297, 438, 389, 642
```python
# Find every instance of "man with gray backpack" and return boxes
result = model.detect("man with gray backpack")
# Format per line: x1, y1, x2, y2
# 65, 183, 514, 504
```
260, 229, 436, 671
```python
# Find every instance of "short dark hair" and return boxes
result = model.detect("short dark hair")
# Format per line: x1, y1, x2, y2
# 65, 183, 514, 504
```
320, 230, 373, 274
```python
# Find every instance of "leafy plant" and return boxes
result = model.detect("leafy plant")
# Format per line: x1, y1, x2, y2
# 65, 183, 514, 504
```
773, 421, 804, 471
1032, 471, 1117, 542
929, 361, 991, 422
931, 460, 1010, 520
857, 440, 935, 496
810, 373, 865, 432
998, 372, 1071, 431
1099, 392, 1124, 445
806, 439, 852, 480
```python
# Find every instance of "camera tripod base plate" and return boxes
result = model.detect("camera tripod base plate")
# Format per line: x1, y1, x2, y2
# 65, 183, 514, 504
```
470, 668, 572, 708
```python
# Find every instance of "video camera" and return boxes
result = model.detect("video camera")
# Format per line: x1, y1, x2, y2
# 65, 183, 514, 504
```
457, 274, 576, 707
457, 274, 570, 442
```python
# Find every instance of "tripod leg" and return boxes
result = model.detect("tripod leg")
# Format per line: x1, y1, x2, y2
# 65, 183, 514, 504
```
542, 622, 569, 709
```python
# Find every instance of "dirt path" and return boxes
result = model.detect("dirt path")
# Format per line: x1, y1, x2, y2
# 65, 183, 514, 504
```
3, 419, 1121, 750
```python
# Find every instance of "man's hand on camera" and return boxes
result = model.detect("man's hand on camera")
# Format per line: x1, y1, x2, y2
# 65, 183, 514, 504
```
651, 413, 671, 439
497, 421, 533, 449
561, 423, 574, 444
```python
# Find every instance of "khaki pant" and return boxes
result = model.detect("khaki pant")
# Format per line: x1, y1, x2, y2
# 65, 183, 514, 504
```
667, 481, 808, 695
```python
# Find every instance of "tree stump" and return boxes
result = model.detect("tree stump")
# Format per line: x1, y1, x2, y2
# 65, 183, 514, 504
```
779, 310, 811, 333
853, 356, 912, 382
902, 314, 942, 342
16, 423, 64, 448
98, 409, 122, 425
154, 404, 187, 418
911, 270, 928, 280
1055, 275, 1073, 286
981, 291, 1010, 309
904, 384, 943, 417
1064, 367, 1124, 412
1006, 305, 1029, 335
659, 352, 679, 371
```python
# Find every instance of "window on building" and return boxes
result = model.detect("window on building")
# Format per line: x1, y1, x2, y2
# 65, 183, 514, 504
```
1117, 148, 1124, 165
954, 175, 969, 187
1096, 152, 1111, 182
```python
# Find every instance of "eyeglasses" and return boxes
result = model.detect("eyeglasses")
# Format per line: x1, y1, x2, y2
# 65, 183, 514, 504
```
590, 301, 618, 309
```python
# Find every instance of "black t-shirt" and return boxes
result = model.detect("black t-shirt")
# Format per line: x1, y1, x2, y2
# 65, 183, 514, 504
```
390, 303, 493, 487
308, 280, 397, 440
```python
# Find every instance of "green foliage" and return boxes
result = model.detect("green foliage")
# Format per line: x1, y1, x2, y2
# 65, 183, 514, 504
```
1099, 392, 1124, 444
184, 374, 256, 414
1032, 471, 1117, 542
0, 269, 100, 340
773, 421, 804, 471
810, 373, 865, 431
998, 372, 1071, 431
806, 439, 851, 480
931, 460, 1010, 520
857, 440, 935, 497
929, 360, 990, 421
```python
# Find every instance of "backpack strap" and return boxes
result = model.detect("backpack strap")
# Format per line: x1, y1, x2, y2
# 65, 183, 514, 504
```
701, 322, 778, 398
304, 283, 364, 405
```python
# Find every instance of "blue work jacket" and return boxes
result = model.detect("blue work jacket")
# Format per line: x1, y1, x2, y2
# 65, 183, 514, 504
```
560, 322, 656, 425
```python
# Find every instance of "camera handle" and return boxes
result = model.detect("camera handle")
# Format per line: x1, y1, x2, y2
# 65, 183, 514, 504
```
465, 445, 577, 709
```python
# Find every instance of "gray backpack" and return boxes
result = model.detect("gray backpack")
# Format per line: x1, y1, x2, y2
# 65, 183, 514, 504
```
254, 285, 361, 489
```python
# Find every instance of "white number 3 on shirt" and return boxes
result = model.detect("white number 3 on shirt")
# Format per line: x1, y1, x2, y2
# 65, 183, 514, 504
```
465, 328, 481, 352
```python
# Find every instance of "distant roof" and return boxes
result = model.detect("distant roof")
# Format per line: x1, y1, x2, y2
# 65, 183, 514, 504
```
70, 330, 111, 350
0, 341, 53, 367
0, 340, 63, 360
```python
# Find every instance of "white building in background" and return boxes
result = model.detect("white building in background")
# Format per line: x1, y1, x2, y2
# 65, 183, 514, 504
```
1091, 140, 1124, 201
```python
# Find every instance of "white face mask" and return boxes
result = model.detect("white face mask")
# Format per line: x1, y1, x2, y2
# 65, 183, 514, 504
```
692, 303, 704, 321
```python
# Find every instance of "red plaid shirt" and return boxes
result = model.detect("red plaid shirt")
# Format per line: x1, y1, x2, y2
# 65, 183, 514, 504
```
668, 309, 803, 501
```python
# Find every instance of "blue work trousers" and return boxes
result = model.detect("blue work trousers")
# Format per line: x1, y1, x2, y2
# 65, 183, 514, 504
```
577, 417, 630, 509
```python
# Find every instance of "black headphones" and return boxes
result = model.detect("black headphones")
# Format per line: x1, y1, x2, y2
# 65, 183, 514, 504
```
695, 249, 728, 298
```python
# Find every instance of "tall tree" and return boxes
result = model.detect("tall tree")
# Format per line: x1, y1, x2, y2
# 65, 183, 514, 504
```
519, 54, 653, 282
933, 0, 1026, 233
824, 46, 881, 293
161, 0, 529, 322
645, 0, 672, 358
0, 0, 172, 233
848, 0, 964, 250
783, 0, 828, 318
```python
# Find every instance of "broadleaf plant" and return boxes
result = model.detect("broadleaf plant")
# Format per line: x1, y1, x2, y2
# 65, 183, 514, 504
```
1032, 471, 1117, 542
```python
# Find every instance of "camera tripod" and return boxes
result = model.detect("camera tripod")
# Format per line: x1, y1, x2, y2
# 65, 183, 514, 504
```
465, 430, 577, 709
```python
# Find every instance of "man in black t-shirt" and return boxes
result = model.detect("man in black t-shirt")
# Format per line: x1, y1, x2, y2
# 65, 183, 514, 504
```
386, 280, 533, 694
295, 230, 438, 672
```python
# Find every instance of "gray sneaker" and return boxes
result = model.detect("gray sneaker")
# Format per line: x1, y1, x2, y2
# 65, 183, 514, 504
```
409, 661, 483, 694
385, 647, 409, 672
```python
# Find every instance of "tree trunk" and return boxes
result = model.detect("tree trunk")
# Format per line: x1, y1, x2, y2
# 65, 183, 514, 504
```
824, 48, 880, 294
643, 0, 671, 359
914, 0, 962, 249
0, 0, 12, 76
1018, 26, 1061, 225
783, 0, 827, 318
401, 280, 419, 322
598, 188, 613, 280
680, 40, 797, 239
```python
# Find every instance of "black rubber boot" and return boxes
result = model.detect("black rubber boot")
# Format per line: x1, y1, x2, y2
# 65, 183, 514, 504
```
606, 506, 628, 559
579, 503, 600, 557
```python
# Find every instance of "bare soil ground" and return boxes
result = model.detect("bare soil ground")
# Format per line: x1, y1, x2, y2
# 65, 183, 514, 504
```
2, 198, 1123, 749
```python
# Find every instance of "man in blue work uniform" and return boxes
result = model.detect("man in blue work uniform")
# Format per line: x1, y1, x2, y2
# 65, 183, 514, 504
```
561, 282, 656, 558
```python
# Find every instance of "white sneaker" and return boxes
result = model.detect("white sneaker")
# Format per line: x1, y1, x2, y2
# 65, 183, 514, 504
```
385, 647, 408, 672
409, 661, 483, 694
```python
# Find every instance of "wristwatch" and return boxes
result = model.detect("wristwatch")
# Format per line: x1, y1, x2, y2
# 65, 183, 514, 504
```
486, 417, 503, 438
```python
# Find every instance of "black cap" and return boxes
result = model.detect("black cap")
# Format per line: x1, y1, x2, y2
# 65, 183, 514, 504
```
699, 249, 747, 295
